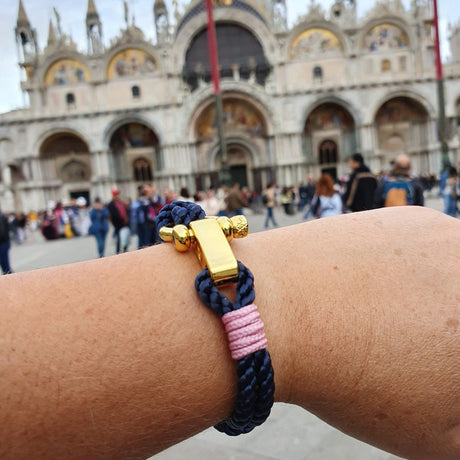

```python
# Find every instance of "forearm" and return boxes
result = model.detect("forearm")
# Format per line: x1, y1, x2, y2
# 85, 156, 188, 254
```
270, 207, 459, 459
0, 207, 459, 460
0, 245, 243, 459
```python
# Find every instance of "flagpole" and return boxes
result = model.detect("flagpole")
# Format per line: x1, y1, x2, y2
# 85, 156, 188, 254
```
205, 0, 229, 185
432, 0, 450, 170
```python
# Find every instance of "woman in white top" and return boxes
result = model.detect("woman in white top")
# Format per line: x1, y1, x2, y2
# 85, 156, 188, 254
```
311, 173, 343, 218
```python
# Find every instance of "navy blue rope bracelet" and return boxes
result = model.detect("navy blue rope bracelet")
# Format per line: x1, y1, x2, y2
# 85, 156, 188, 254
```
156, 201, 275, 436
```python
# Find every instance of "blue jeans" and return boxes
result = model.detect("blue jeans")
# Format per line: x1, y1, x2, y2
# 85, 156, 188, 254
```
137, 223, 152, 248
264, 207, 277, 228
0, 241, 12, 274
94, 231, 107, 257
443, 194, 457, 217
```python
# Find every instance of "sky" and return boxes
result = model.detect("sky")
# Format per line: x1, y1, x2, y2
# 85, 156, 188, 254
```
0, 0, 458, 114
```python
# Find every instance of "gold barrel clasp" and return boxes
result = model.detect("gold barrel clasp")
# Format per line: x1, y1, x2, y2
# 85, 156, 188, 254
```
159, 215, 248, 285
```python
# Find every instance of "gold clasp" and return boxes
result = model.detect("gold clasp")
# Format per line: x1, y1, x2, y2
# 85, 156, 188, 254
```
159, 215, 248, 285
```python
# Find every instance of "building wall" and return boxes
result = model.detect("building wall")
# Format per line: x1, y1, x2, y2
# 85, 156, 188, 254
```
1, 0, 460, 212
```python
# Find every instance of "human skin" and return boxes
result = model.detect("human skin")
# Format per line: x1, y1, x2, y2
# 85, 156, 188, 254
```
0, 207, 459, 459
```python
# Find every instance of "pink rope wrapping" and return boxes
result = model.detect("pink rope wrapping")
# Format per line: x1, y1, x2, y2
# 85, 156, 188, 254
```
222, 303, 268, 360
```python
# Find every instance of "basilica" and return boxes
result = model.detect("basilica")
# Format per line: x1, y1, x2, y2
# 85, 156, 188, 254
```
1, 0, 459, 212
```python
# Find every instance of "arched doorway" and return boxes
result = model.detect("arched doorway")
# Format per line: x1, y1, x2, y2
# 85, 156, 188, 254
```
194, 95, 268, 190
109, 122, 159, 185
40, 132, 91, 203
375, 96, 429, 171
226, 143, 251, 188
304, 102, 356, 178
319, 139, 338, 180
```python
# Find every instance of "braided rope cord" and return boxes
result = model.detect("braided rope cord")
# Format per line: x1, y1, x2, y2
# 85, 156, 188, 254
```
156, 201, 275, 436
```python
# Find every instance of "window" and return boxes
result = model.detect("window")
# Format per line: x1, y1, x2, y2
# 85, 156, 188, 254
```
381, 59, 391, 72
184, 23, 270, 91
313, 66, 323, 82
66, 92, 76, 108
132, 85, 141, 99
133, 158, 152, 182
319, 140, 338, 164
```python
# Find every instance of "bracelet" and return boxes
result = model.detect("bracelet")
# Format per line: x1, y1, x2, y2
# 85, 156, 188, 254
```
156, 201, 275, 435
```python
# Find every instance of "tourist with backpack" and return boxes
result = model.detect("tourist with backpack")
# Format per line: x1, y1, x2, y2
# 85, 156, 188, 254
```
374, 154, 424, 208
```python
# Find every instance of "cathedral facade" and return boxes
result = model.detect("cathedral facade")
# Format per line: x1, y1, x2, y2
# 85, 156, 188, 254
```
1, 0, 460, 212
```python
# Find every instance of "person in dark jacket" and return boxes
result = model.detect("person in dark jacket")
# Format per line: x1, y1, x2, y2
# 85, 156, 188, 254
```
342, 153, 377, 212
107, 188, 129, 254
0, 207, 13, 274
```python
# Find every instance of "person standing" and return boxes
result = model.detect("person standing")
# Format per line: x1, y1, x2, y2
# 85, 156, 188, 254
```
107, 189, 129, 254
342, 153, 377, 212
89, 198, 109, 258
310, 173, 343, 218
202, 188, 220, 216
300, 174, 316, 216
225, 182, 247, 217
136, 186, 157, 249
262, 181, 278, 228
0, 207, 13, 274
374, 154, 424, 208
442, 166, 458, 217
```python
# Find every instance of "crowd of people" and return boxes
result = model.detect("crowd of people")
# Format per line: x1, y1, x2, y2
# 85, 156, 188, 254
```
0, 152, 458, 271
261, 153, 458, 224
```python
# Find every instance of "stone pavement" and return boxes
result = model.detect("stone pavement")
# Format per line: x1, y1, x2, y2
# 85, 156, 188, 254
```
8, 196, 447, 459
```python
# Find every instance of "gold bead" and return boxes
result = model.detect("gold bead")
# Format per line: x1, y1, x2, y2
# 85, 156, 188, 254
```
159, 226, 173, 243
230, 215, 249, 238
217, 216, 233, 242
172, 225, 191, 252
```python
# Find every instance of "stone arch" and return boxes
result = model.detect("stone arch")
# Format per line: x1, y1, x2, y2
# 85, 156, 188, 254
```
207, 134, 261, 190
188, 90, 273, 142
107, 120, 160, 182
302, 96, 361, 133
104, 115, 162, 148
360, 19, 412, 53
304, 100, 358, 175
182, 21, 271, 91
172, 8, 278, 76
39, 131, 90, 183
106, 47, 159, 80
285, 21, 349, 60
34, 126, 92, 154
42, 56, 91, 87
208, 135, 261, 170
288, 26, 345, 60
373, 95, 431, 166
371, 90, 435, 122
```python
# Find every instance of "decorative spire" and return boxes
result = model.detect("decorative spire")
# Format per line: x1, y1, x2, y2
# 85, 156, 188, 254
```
154, 0, 170, 45
86, 0, 103, 54
87, 0, 97, 15
47, 19, 56, 46
15, 0, 38, 62
17, 0, 30, 26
